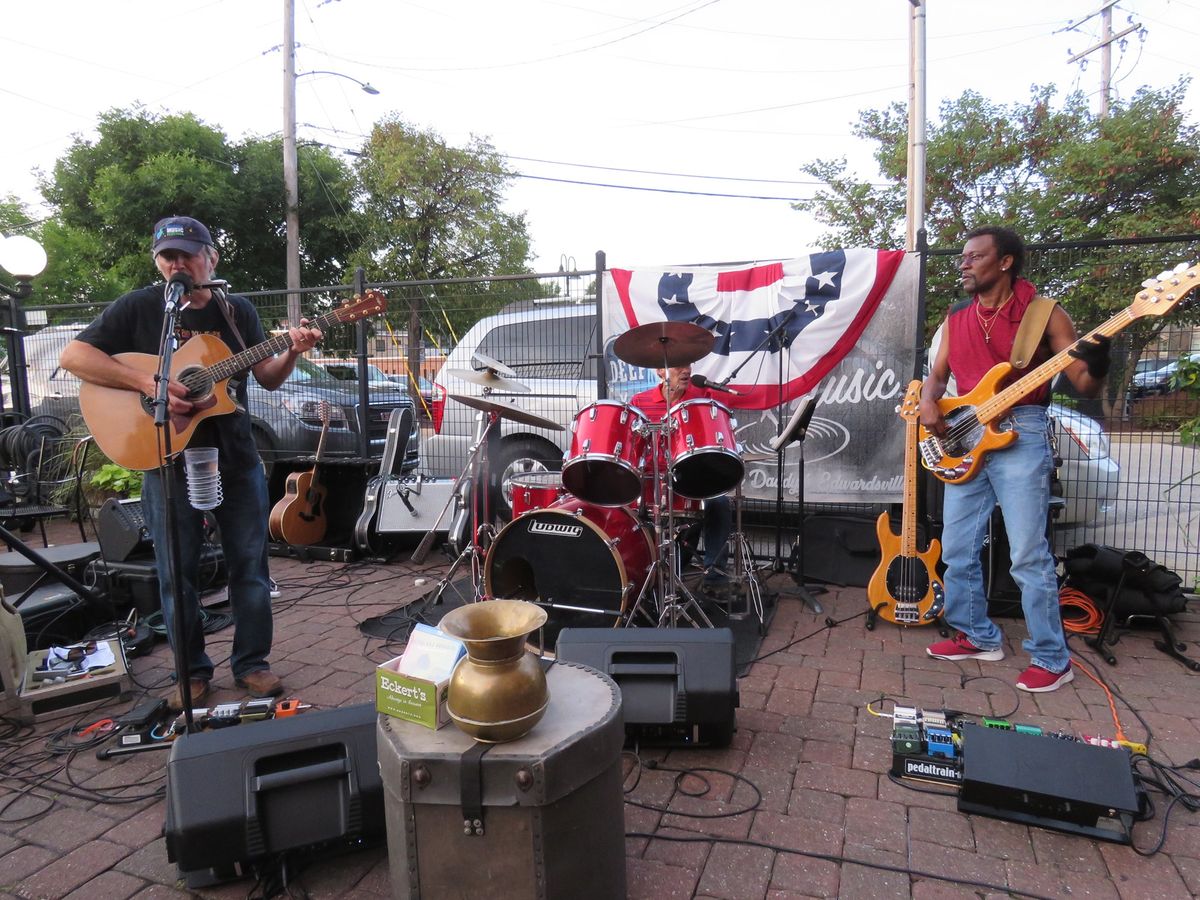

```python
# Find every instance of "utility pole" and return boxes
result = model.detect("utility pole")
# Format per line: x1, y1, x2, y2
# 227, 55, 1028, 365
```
1065, 1, 1142, 119
282, 0, 302, 328
905, 0, 926, 252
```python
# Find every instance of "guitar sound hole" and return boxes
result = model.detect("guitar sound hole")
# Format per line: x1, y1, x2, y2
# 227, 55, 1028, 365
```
886, 558, 930, 604
177, 366, 214, 401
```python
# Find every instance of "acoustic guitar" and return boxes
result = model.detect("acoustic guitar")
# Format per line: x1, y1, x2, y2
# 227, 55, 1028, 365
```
80, 291, 387, 471
919, 264, 1198, 484
867, 380, 944, 627
269, 401, 332, 546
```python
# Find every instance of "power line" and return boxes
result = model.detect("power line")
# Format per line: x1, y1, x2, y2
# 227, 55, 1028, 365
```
513, 172, 812, 202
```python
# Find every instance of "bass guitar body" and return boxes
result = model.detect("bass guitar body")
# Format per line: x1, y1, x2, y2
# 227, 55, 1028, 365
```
916, 364, 1017, 484
868, 512, 944, 626
269, 469, 328, 546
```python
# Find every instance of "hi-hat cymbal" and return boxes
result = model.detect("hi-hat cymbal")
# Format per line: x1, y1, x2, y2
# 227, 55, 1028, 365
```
445, 368, 531, 393
448, 393, 564, 431
472, 352, 518, 378
614, 321, 715, 369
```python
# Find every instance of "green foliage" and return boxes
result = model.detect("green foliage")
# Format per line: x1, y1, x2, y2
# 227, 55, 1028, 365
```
90, 463, 143, 498
1173, 354, 1200, 445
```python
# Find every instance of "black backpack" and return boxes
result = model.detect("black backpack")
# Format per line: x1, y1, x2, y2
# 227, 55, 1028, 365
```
1063, 544, 1188, 619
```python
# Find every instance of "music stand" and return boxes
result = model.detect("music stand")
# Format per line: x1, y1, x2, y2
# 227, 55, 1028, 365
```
770, 396, 825, 614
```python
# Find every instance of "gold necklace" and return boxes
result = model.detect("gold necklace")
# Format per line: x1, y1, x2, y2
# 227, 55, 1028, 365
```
975, 291, 1013, 344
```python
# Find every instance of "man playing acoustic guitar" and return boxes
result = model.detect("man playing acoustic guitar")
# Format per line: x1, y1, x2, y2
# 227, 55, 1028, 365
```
921, 226, 1109, 693
60, 216, 323, 710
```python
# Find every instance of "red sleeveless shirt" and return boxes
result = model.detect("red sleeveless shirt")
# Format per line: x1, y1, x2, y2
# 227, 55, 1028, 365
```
946, 277, 1052, 407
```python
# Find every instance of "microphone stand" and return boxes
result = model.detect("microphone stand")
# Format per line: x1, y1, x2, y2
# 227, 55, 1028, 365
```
153, 288, 197, 734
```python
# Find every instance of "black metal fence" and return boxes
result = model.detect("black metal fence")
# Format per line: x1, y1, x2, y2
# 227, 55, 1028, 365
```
9, 238, 1199, 589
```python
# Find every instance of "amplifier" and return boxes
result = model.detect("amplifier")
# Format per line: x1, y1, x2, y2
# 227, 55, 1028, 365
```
958, 723, 1140, 843
96, 499, 152, 562
555, 627, 739, 748
164, 703, 385, 888
376, 476, 456, 533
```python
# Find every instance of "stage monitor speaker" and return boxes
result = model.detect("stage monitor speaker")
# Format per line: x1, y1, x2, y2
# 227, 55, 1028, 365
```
555, 627, 738, 748
164, 703, 384, 888
96, 499, 152, 562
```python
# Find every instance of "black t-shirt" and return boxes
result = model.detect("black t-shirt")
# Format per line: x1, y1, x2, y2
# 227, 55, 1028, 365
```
76, 284, 268, 470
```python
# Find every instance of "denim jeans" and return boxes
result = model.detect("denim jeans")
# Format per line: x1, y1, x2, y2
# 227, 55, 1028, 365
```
142, 457, 273, 682
940, 405, 1068, 672
702, 494, 733, 575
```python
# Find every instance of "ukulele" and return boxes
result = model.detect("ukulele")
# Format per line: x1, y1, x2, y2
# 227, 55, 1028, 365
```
81, 291, 387, 470
867, 380, 944, 627
269, 401, 332, 546
919, 264, 1198, 483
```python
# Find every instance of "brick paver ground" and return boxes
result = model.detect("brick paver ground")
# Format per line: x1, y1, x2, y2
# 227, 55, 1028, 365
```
1, 519, 1198, 899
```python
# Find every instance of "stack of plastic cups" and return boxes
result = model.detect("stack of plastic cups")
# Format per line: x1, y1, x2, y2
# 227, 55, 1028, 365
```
184, 447, 223, 510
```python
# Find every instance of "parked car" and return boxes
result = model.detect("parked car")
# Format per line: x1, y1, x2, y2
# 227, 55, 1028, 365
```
21, 325, 420, 479
317, 361, 398, 392
1130, 358, 1185, 398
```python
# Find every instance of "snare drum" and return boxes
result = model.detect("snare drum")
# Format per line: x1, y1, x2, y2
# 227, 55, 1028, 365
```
485, 496, 655, 644
667, 399, 744, 500
508, 471, 566, 518
638, 476, 703, 521
562, 400, 648, 507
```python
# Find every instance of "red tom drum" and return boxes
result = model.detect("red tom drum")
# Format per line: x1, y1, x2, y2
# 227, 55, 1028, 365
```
508, 471, 566, 518
562, 400, 648, 507
666, 399, 744, 500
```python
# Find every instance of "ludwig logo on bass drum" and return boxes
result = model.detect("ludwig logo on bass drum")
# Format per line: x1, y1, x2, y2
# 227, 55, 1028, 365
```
528, 520, 584, 538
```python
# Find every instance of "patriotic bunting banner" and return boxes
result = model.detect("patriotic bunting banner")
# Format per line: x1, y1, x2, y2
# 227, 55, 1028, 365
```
603, 249, 907, 410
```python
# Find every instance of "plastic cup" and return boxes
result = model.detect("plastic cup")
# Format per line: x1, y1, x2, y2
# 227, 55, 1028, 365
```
184, 447, 223, 510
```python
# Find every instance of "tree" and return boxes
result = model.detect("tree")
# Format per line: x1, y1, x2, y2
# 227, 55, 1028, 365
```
795, 81, 1200, 416
38, 107, 357, 300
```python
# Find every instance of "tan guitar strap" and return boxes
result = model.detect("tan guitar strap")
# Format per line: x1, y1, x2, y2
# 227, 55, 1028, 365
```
1010, 296, 1056, 370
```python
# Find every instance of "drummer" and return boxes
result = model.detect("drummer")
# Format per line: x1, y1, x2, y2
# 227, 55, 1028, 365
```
630, 364, 733, 592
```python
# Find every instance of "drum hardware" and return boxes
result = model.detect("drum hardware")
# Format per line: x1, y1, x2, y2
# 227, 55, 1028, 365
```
727, 482, 766, 633
771, 396, 825, 614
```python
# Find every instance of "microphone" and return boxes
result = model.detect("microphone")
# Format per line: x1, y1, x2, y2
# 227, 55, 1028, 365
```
690, 373, 741, 396
163, 272, 195, 310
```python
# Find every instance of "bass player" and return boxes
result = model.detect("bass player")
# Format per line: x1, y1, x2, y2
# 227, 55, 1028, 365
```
921, 225, 1109, 693
59, 215, 323, 710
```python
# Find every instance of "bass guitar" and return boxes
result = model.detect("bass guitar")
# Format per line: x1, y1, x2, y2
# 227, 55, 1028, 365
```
919, 263, 1199, 484
81, 291, 387, 471
269, 401, 331, 546
354, 406, 414, 556
867, 380, 944, 627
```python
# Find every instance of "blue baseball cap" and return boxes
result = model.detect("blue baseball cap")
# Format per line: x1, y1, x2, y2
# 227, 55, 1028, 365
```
152, 216, 214, 256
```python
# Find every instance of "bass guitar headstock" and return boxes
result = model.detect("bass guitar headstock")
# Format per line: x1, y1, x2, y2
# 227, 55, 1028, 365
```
897, 379, 923, 423
1131, 263, 1200, 318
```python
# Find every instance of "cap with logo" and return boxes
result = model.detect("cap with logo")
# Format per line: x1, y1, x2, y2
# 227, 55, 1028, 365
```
152, 216, 214, 257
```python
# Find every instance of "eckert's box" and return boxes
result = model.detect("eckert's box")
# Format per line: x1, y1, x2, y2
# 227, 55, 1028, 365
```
375, 624, 464, 729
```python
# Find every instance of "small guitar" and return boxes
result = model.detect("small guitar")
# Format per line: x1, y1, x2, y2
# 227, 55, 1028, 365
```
81, 291, 387, 470
919, 263, 1199, 483
354, 406, 414, 556
867, 380, 944, 627
269, 401, 332, 545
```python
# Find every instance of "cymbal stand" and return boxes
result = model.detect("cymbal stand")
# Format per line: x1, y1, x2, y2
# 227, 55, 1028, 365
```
620, 420, 665, 628
728, 482, 766, 633
653, 423, 713, 629
425, 409, 498, 606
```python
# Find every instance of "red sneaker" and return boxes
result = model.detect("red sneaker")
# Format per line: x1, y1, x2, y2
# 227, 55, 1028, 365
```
926, 632, 1005, 662
1016, 664, 1074, 693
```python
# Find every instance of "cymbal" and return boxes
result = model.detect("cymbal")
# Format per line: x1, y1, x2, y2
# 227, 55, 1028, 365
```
472, 352, 518, 378
448, 393, 564, 431
613, 321, 715, 369
445, 368, 531, 393
742, 451, 778, 462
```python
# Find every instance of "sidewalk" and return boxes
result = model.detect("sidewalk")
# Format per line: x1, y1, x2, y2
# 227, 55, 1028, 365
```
1, 520, 1198, 899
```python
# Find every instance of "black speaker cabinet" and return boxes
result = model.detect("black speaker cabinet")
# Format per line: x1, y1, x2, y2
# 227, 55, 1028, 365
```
555, 627, 738, 748
96, 499, 153, 562
164, 703, 384, 888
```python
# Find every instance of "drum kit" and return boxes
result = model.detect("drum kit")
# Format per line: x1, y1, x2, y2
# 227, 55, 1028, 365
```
421, 324, 766, 642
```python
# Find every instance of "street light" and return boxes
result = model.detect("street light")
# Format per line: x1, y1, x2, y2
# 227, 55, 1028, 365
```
558, 254, 578, 302
282, 0, 380, 327
0, 234, 49, 419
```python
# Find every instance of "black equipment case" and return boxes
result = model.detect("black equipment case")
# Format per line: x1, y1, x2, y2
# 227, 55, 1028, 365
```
555, 626, 738, 747
377, 660, 627, 899
164, 703, 384, 887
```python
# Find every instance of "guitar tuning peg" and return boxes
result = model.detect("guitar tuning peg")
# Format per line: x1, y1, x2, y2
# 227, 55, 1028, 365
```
1142, 279, 1157, 288
1174, 262, 1189, 273
1156, 271, 1173, 282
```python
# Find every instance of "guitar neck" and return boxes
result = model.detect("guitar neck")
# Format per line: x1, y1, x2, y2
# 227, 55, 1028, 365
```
976, 308, 1135, 423
203, 307, 355, 384
900, 415, 919, 557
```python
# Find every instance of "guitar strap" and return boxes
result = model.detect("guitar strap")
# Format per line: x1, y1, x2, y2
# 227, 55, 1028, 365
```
213, 289, 249, 352
1009, 295, 1056, 369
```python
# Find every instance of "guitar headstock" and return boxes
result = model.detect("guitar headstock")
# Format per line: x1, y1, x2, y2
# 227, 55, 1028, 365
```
1131, 263, 1200, 318
897, 379, 922, 423
318, 400, 331, 426
333, 289, 388, 324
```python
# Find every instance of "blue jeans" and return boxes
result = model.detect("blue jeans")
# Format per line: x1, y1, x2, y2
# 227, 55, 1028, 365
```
702, 494, 732, 576
940, 405, 1068, 672
142, 457, 274, 682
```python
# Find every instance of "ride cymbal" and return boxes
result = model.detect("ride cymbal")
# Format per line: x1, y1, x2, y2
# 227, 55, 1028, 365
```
444, 368, 531, 393
448, 393, 563, 431
613, 321, 715, 369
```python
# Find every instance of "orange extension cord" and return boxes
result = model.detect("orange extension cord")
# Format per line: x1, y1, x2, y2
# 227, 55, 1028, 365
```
1059, 586, 1135, 746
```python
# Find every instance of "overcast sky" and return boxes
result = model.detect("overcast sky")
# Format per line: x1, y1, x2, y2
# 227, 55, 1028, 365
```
3, 1, 1198, 280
